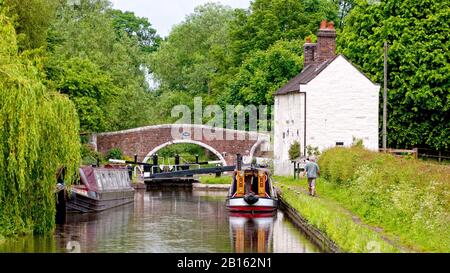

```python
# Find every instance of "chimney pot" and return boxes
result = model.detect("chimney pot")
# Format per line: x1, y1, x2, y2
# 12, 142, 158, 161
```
327, 21, 335, 30
320, 20, 327, 29
305, 36, 311, 43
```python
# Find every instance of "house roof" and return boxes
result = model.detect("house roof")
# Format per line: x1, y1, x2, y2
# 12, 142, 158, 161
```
274, 54, 377, 96
275, 56, 338, 95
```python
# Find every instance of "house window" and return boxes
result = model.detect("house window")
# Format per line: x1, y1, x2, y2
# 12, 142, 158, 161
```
283, 132, 285, 139
297, 130, 299, 136
336, 142, 344, 146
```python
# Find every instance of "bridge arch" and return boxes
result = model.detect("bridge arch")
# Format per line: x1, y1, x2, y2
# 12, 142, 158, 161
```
93, 124, 270, 166
142, 139, 227, 166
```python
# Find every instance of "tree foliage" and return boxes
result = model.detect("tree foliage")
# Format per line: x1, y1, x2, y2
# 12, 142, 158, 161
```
109, 9, 162, 53
338, 0, 450, 150
150, 3, 235, 97
224, 39, 303, 107
2, 0, 59, 50
150, 0, 338, 127
50, 57, 117, 132
46, 0, 159, 132
0, 12, 80, 236
0, 0, 163, 236
229, 0, 338, 66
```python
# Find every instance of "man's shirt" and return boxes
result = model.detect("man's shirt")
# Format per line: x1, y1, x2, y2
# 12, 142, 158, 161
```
305, 162, 320, 178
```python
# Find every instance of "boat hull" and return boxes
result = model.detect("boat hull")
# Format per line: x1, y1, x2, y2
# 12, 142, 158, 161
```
67, 189, 135, 213
226, 197, 278, 213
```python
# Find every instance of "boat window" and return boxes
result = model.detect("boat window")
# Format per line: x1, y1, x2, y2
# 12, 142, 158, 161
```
95, 172, 103, 190
101, 173, 107, 190
121, 172, 129, 187
105, 172, 113, 190
109, 173, 113, 190
111, 172, 119, 190
92, 170, 132, 191
101, 172, 109, 190
119, 172, 126, 188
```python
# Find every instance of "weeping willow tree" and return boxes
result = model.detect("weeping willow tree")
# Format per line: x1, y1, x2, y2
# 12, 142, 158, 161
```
0, 12, 80, 237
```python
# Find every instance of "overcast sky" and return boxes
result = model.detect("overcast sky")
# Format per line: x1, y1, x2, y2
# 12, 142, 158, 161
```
110, 0, 252, 37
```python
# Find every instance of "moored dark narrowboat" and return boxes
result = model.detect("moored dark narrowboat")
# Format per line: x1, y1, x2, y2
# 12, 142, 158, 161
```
226, 167, 278, 213
67, 167, 135, 213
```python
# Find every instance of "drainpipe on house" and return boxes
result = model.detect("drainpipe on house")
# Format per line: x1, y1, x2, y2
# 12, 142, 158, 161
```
300, 92, 307, 157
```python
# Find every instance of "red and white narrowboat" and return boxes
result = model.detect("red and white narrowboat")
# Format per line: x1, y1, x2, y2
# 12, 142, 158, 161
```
226, 167, 278, 213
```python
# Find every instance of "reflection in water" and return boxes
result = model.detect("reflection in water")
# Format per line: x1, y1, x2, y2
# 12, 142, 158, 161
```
229, 215, 274, 253
0, 189, 320, 253
229, 212, 319, 253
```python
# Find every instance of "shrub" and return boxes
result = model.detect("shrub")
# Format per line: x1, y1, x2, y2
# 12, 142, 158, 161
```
288, 141, 301, 160
351, 137, 364, 148
106, 148, 123, 160
81, 144, 101, 165
307, 145, 321, 156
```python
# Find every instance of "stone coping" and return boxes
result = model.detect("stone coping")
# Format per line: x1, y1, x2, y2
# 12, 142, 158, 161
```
95, 124, 270, 138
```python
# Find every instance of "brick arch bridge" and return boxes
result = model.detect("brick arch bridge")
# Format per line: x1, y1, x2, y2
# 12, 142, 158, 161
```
92, 124, 270, 166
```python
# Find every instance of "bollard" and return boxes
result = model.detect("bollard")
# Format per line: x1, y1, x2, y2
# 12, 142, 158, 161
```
295, 162, 297, 179
152, 154, 159, 173
133, 154, 138, 179
128, 164, 133, 180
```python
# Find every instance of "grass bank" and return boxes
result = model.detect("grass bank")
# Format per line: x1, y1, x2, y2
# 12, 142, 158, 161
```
276, 147, 450, 252
275, 179, 400, 252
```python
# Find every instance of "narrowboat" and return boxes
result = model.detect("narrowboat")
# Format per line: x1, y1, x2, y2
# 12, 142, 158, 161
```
226, 167, 278, 213
67, 166, 135, 213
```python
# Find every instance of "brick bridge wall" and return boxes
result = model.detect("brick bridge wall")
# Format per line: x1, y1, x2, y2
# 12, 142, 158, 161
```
93, 124, 269, 166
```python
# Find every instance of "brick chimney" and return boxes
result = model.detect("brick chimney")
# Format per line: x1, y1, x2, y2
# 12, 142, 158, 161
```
316, 20, 336, 63
303, 36, 317, 67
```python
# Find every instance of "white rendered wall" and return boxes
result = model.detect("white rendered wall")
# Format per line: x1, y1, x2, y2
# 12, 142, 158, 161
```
274, 93, 305, 176
274, 55, 380, 176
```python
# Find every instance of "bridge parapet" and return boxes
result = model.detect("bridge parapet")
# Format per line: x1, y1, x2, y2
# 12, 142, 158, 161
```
93, 124, 271, 166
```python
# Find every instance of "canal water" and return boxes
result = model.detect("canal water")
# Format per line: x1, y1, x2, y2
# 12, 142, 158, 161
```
0, 189, 320, 253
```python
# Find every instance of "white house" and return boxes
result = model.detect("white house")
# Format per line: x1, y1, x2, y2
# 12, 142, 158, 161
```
273, 20, 380, 176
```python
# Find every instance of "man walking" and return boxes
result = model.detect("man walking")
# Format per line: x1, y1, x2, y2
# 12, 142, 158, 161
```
304, 156, 320, 196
